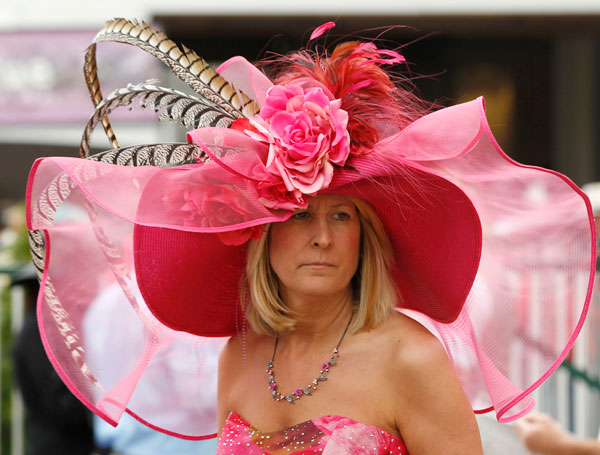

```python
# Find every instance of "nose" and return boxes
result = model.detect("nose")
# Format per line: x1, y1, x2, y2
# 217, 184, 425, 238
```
310, 215, 332, 248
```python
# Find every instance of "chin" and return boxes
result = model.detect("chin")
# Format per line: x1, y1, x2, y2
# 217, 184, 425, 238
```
296, 281, 351, 299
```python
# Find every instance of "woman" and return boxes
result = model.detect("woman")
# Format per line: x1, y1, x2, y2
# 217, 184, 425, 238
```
26, 18, 595, 455
218, 194, 483, 453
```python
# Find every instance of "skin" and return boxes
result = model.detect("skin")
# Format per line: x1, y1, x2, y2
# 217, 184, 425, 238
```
515, 412, 600, 455
218, 194, 483, 454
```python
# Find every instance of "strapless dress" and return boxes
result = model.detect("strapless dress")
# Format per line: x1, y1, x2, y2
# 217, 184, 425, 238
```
217, 412, 409, 454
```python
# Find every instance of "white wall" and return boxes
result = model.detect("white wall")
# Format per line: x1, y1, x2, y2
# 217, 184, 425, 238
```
2, 0, 600, 30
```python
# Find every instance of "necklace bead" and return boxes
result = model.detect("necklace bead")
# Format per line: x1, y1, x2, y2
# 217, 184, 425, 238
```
266, 315, 351, 404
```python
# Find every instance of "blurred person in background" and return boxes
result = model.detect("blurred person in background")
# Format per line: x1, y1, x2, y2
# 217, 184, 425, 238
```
93, 413, 218, 454
515, 181, 600, 455
516, 411, 600, 455
86, 283, 219, 455
12, 265, 94, 455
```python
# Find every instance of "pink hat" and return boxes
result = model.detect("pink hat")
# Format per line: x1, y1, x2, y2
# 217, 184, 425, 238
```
136, 123, 482, 336
26, 19, 595, 439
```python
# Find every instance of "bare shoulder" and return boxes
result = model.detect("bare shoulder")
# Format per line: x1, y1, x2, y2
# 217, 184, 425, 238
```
376, 312, 447, 374
219, 334, 243, 375
217, 330, 270, 433
218, 329, 269, 382
382, 313, 460, 402
364, 312, 459, 410
376, 312, 482, 454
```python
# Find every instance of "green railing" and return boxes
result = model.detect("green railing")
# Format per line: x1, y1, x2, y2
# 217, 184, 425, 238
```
560, 359, 600, 391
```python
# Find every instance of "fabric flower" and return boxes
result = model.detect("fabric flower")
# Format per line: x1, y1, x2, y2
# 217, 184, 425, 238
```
163, 177, 265, 245
243, 83, 350, 208
250, 162, 307, 211
217, 225, 264, 246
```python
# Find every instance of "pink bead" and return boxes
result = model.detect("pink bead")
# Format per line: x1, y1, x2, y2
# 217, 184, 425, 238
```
322, 363, 329, 370
295, 388, 303, 396
269, 383, 276, 390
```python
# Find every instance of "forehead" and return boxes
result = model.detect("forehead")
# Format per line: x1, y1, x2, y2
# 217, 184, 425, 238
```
305, 194, 355, 209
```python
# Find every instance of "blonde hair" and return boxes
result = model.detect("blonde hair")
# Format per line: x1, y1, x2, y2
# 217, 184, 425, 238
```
244, 196, 399, 336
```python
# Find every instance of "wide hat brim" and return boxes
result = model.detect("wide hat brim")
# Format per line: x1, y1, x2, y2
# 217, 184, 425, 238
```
134, 157, 482, 336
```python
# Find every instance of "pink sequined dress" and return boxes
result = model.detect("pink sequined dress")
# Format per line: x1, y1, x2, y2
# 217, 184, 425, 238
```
217, 412, 409, 454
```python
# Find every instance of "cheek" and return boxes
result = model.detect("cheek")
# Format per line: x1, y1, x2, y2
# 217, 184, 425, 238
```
349, 220, 362, 252
348, 233, 361, 271
269, 225, 294, 256
337, 224, 361, 275
268, 225, 298, 278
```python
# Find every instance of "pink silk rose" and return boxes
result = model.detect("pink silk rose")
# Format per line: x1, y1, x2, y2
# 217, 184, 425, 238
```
195, 184, 265, 245
163, 177, 265, 245
251, 162, 307, 211
244, 83, 350, 207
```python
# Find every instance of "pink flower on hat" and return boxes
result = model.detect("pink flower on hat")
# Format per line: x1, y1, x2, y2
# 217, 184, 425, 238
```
164, 178, 265, 245
251, 163, 307, 211
243, 83, 350, 208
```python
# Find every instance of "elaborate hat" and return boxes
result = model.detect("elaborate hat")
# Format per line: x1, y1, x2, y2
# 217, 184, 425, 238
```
27, 19, 595, 439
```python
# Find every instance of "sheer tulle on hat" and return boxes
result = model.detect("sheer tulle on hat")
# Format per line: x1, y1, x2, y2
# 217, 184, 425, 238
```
27, 97, 595, 438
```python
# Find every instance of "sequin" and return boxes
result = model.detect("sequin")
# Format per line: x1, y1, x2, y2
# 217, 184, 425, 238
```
216, 412, 408, 454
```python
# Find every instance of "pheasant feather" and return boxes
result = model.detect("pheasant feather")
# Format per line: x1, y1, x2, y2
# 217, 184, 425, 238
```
88, 143, 207, 167
28, 141, 205, 301
83, 43, 120, 151
80, 82, 236, 157
82, 18, 260, 156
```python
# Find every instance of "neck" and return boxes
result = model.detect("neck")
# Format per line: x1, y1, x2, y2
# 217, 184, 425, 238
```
278, 288, 355, 347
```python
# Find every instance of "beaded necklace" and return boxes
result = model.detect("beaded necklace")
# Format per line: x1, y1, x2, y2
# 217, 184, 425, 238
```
267, 314, 353, 403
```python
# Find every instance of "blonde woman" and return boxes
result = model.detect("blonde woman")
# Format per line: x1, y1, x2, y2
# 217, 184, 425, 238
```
26, 19, 594, 455
218, 194, 482, 453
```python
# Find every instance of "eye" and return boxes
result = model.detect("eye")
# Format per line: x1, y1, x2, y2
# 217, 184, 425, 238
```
332, 211, 351, 221
292, 211, 310, 220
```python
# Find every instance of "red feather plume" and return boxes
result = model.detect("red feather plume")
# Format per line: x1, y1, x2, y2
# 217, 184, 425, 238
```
263, 41, 431, 157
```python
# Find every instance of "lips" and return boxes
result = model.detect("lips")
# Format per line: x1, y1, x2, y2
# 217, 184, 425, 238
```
303, 262, 335, 268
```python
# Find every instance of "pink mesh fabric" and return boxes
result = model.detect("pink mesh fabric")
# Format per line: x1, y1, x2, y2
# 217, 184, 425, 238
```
26, 97, 595, 438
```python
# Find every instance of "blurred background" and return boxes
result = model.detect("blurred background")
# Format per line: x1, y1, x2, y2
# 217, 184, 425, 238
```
1, 1, 599, 454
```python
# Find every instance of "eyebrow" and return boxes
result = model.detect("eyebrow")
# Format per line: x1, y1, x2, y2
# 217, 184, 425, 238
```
306, 203, 354, 209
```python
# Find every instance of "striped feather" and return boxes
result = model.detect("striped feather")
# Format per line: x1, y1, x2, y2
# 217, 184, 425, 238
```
89, 143, 207, 167
82, 18, 260, 156
79, 83, 235, 157
83, 43, 119, 152
28, 230, 45, 282
29, 142, 207, 279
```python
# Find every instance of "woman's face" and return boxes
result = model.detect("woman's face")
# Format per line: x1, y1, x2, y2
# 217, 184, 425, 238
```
269, 194, 361, 301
